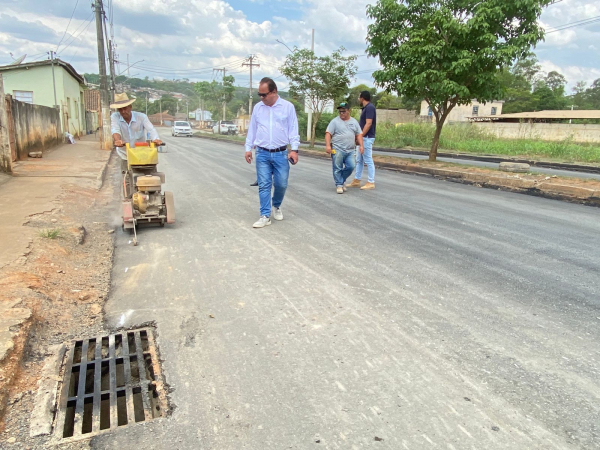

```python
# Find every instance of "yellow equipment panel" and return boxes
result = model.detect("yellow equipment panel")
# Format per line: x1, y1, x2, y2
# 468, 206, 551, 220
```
126, 143, 158, 166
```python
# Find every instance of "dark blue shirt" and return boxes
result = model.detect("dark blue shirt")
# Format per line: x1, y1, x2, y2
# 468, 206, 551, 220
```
359, 102, 376, 139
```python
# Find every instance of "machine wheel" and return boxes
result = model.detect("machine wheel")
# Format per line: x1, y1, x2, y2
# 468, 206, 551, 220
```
165, 191, 175, 224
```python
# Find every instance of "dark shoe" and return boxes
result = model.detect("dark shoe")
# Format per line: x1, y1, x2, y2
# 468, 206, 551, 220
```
250, 181, 258, 186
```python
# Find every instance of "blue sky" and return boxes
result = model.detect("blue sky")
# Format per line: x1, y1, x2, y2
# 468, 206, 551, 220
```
0, 0, 599, 94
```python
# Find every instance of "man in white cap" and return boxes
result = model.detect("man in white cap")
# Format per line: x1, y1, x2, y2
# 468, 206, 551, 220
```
110, 93, 162, 166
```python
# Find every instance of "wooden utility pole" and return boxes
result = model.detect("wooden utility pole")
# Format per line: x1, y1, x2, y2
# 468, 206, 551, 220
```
94, 0, 112, 150
243, 55, 260, 117
0, 75, 13, 173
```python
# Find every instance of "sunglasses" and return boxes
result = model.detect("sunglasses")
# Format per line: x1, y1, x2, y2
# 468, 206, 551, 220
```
338, 109, 348, 114
257, 91, 272, 98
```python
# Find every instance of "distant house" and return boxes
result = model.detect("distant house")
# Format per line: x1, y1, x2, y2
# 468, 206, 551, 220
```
420, 99, 504, 123
148, 111, 175, 126
0, 58, 86, 136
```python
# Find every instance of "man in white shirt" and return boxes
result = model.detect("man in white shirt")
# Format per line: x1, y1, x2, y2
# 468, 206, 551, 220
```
245, 77, 300, 228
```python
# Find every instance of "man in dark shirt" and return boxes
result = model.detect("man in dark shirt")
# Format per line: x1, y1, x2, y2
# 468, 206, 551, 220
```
348, 91, 376, 190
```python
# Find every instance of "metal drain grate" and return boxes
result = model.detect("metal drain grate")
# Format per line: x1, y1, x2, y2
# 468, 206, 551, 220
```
55, 328, 167, 440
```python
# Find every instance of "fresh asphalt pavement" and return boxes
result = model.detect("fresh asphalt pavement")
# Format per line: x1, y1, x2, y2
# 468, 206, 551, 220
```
98, 135, 600, 449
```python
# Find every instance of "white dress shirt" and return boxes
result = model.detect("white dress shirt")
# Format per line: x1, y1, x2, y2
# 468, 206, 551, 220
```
111, 111, 160, 159
245, 96, 300, 152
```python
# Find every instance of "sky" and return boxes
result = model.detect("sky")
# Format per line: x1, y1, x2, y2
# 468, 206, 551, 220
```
0, 0, 599, 94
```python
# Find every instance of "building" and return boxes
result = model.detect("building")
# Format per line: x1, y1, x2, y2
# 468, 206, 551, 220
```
0, 58, 86, 137
190, 109, 212, 121
420, 99, 504, 123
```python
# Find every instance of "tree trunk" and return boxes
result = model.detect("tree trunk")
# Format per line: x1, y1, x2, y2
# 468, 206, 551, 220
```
429, 119, 444, 162
310, 112, 320, 147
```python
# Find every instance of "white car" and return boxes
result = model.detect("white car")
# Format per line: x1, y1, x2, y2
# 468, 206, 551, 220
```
212, 120, 238, 135
171, 121, 193, 137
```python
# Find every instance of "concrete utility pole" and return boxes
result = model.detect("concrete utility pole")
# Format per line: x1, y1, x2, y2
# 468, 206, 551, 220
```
0, 74, 13, 173
49, 50, 59, 109
213, 68, 228, 121
94, 0, 112, 150
307, 28, 315, 142
243, 55, 260, 117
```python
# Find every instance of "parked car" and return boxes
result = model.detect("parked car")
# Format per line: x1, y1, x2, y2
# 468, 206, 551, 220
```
212, 120, 238, 135
171, 121, 193, 137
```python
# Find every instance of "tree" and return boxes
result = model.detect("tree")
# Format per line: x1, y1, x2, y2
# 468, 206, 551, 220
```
346, 84, 378, 108
544, 71, 567, 94
366, 0, 552, 161
376, 92, 404, 109
280, 47, 357, 146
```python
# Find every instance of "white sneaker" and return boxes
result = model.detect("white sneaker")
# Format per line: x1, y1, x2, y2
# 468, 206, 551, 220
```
336, 186, 344, 194
272, 207, 283, 221
253, 216, 271, 228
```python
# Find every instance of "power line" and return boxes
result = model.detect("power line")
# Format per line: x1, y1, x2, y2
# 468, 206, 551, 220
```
56, 0, 80, 52
56, 12, 95, 57
545, 14, 600, 33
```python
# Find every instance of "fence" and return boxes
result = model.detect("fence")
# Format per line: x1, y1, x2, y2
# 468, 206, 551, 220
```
472, 122, 600, 143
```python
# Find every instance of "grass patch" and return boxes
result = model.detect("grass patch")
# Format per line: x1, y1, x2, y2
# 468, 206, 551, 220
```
374, 123, 600, 164
39, 228, 61, 239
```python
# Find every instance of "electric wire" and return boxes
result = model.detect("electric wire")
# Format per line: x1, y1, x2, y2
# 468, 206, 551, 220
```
545, 15, 600, 33
56, 12, 94, 57
56, 0, 80, 52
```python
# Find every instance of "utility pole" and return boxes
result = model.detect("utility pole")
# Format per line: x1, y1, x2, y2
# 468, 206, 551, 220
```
213, 68, 227, 120
94, 0, 112, 150
186, 101, 189, 119
243, 55, 260, 118
49, 51, 59, 109
307, 28, 315, 143
569, 104, 576, 124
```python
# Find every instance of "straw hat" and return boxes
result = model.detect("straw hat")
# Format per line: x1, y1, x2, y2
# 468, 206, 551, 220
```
110, 93, 135, 109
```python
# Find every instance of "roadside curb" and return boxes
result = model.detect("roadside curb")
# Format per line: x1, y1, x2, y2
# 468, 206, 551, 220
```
96, 150, 113, 191
301, 140, 600, 175
193, 135, 600, 207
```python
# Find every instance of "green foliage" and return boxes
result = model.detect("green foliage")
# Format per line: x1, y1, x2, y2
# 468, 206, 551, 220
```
366, 0, 552, 160
280, 47, 357, 146
39, 229, 61, 239
374, 123, 600, 163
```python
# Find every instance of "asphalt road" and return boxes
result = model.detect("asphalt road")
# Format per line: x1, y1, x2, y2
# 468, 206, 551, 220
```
99, 135, 600, 449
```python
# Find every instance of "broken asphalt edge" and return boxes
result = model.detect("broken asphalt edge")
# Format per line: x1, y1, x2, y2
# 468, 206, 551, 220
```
96, 149, 114, 191
194, 134, 600, 208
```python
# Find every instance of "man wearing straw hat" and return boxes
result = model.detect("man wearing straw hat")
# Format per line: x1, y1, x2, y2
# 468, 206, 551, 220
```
110, 93, 162, 170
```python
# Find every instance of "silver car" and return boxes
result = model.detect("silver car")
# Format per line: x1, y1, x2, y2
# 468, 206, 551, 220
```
171, 121, 193, 137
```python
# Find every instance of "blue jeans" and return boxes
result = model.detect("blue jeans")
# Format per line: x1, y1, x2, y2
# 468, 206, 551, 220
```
332, 149, 356, 186
355, 137, 375, 183
256, 149, 290, 217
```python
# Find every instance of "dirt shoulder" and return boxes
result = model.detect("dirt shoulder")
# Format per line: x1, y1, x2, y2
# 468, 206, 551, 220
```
0, 154, 121, 448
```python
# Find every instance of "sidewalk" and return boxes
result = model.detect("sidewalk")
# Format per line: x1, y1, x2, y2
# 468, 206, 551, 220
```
0, 135, 111, 269
0, 134, 112, 420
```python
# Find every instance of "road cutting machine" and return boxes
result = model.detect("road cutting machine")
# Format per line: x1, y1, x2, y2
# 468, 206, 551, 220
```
121, 142, 175, 245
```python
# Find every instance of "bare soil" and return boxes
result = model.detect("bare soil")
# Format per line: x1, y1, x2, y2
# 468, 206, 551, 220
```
0, 158, 121, 449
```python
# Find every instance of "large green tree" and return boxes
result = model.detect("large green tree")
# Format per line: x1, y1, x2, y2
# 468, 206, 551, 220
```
280, 47, 357, 146
366, 0, 552, 161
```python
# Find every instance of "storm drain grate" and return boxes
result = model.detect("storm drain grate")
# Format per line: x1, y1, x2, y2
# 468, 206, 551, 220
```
55, 327, 167, 440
